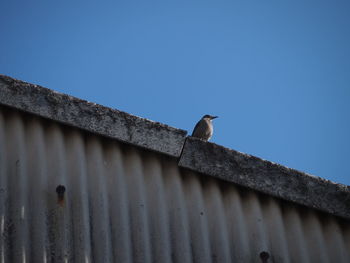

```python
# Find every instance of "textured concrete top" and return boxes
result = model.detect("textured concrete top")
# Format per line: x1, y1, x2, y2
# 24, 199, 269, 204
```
0, 75, 187, 157
179, 137, 350, 220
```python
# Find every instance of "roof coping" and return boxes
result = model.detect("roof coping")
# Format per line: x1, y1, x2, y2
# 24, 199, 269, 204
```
0, 75, 187, 157
179, 137, 350, 220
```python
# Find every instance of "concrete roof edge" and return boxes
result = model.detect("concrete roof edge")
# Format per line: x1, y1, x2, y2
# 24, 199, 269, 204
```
179, 137, 350, 220
0, 74, 187, 157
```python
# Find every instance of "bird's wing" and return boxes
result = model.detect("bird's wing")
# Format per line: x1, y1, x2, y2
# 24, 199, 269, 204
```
191, 120, 202, 136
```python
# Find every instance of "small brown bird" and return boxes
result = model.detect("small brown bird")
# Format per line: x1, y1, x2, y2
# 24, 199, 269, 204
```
191, 115, 218, 141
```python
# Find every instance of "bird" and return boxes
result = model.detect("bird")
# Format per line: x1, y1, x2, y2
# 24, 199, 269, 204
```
191, 115, 218, 141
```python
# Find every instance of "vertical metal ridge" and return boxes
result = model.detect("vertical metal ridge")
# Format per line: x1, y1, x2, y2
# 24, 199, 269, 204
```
181, 171, 211, 263
124, 148, 152, 263
142, 154, 171, 263
25, 118, 49, 262
64, 130, 91, 262
241, 192, 269, 262
202, 179, 232, 263
5, 112, 29, 263
161, 160, 192, 263
104, 142, 132, 263
261, 198, 290, 262
302, 211, 329, 263
85, 137, 113, 262
340, 221, 350, 262
282, 206, 310, 263
341, 224, 350, 260
0, 109, 8, 262
322, 217, 348, 263
44, 123, 71, 262
222, 185, 250, 262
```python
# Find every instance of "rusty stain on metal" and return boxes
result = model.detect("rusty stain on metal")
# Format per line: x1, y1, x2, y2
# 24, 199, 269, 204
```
56, 185, 66, 207
260, 251, 270, 263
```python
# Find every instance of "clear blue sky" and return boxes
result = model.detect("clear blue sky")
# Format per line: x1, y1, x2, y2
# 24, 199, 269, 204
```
1, 1, 349, 185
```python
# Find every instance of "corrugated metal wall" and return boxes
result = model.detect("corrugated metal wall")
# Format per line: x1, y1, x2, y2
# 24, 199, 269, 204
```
0, 106, 349, 263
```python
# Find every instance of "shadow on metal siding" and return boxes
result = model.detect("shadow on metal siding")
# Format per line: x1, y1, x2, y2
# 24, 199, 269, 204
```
0, 107, 349, 263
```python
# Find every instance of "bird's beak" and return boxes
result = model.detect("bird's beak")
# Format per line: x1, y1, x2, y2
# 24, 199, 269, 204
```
211, 116, 218, 119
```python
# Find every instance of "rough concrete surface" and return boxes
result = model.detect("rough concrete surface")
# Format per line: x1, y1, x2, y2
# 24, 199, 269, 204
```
0, 74, 187, 157
179, 137, 350, 220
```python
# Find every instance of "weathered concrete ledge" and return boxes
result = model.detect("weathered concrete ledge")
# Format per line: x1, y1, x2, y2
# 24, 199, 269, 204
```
0, 75, 187, 157
179, 137, 350, 220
